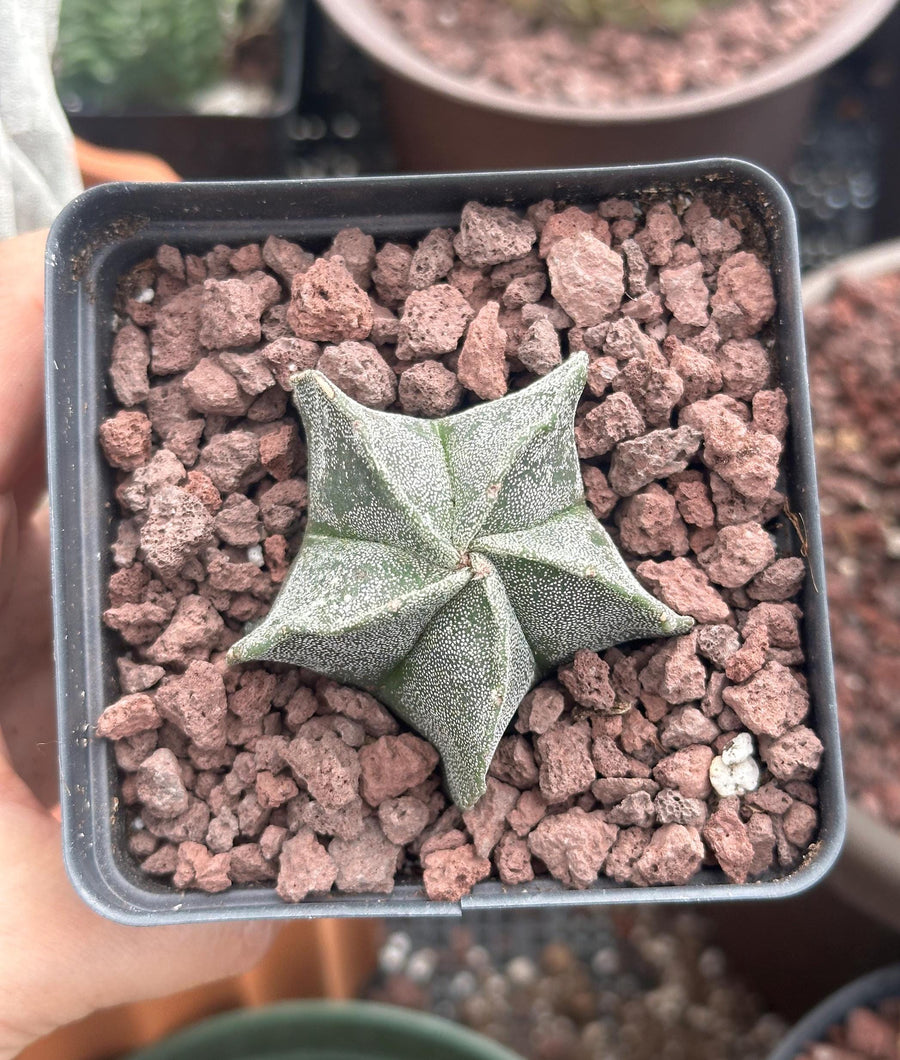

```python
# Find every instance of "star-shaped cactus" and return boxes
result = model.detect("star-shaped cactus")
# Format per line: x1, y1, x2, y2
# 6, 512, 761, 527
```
228, 353, 692, 808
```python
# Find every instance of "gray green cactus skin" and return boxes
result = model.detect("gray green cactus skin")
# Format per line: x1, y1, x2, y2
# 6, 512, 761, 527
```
228, 353, 693, 809
55, 0, 238, 110
504, 0, 720, 31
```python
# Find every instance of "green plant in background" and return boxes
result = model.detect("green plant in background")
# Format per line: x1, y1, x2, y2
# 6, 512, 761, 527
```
504, 0, 721, 32
55, 0, 241, 110
228, 354, 693, 809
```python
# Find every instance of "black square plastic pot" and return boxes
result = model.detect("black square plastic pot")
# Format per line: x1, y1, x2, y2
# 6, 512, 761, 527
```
46, 159, 845, 924
63, 0, 305, 180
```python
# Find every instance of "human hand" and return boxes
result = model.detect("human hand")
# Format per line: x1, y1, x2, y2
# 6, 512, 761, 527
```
0, 229, 277, 1059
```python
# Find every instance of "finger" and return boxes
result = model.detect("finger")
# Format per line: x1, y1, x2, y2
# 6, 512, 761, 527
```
0, 229, 48, 507
0, 725, 46, 815
0, 800, 277, 1046
0, 493, 17, 619
0, 502, 57, 807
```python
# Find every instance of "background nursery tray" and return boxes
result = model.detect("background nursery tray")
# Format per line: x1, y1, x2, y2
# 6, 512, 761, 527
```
46, 159, 844, 924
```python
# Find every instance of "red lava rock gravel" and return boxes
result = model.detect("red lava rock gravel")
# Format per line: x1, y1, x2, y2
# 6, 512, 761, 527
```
796, 997, 900, 1060
96, 190, 820, 903
806, 271, 900, 831
374, 0, 846, 107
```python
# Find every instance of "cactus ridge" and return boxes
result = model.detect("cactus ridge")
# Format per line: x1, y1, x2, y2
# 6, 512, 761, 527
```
228, 353, 693, 808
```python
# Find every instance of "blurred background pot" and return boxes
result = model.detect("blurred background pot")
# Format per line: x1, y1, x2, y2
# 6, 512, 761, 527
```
803, 238, 900, 936
766, 963, 900, 1060
315, 0, 898, 178
128, 1001, 525, 1060
57, 0, 305, 179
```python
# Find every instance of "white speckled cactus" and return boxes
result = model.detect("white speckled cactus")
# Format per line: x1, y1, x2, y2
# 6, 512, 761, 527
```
504, 0, 719, 30
228, 353, 692, 808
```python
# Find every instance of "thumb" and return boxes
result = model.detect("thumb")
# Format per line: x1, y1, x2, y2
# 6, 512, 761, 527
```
0, 493, 16, 618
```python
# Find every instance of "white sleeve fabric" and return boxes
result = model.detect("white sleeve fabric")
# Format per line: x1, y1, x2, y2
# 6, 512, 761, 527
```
0, 0, 83, 239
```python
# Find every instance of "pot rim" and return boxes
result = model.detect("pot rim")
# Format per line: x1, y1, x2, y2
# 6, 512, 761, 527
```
315, 0, 898, 125
130, 1000, 525, 1059
766, 964, 900, 1060
802, 238, 900, 932
46, 158, 845, 924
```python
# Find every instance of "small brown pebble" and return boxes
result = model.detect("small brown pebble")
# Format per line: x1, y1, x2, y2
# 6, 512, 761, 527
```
495, 832, 534, 885
397, 284, 473, 360
761, 725, 824, 781
516, 683, 565, 735
397, 359, 463, 417
698, 522, 776, 588
722, 662, 809, 738
139, 486, 214, 579
653, 746, 714, 800
558, 651, 616, 713
409, 227, 455, 290
378, 796, 431, 846
517, 317, 561, 375
528, 808, 617, 889
463, 777, 521, 857
262, 235, 313, 284
747, 557, 806, 602
636, 558, 730, 624
536, 721, 595, 804
634, 823, 704, 885
284, 728, 360, 809
453, 202, 536, 268
782, 801, 818, 847
617, 484, 689, 557
276, 828, 336, 902
457, 300, 508, 400
358, 733, 439, 807
547, 233, 624, 326
608, 426, 702, 496
96, 693, 161, 739
702, 803, 754, 883
155, 660, 228, 750
330, 819, 400, 895
422, 844, 492, 901
150, 287, 204, 374
110, 323, 151, 406
288, 257, 373, 342
183, 356, 251, 416
576, 393, 645, 458
199, 275, 277, 350
711, 252, 776, 339
100, 411, 152, 470
136, 748, 189, 819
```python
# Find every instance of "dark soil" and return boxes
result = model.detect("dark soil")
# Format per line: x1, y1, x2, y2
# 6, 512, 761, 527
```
806, 271, 900, 830
96, 190, 820, 903
373, 0, 847, 107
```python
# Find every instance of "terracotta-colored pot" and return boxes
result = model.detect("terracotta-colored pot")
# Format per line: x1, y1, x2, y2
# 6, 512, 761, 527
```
803, 238, 900, 935
315, 0, 898, 177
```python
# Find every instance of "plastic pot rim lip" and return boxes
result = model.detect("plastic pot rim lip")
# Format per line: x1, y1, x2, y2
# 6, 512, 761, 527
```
802, 237, 900, 895
129, 1000, 526, 1060
46, 157, 845, 925
765, 964, 900, 1060
314, 0, 898, 125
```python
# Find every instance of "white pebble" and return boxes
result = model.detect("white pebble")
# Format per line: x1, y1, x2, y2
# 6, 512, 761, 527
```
709, 753, 760, 797
247, 544, 264, 567
406, 947, 437, 983
721, 731, 754, 766
506, 955, 538, 986
134, 287, 155, 303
